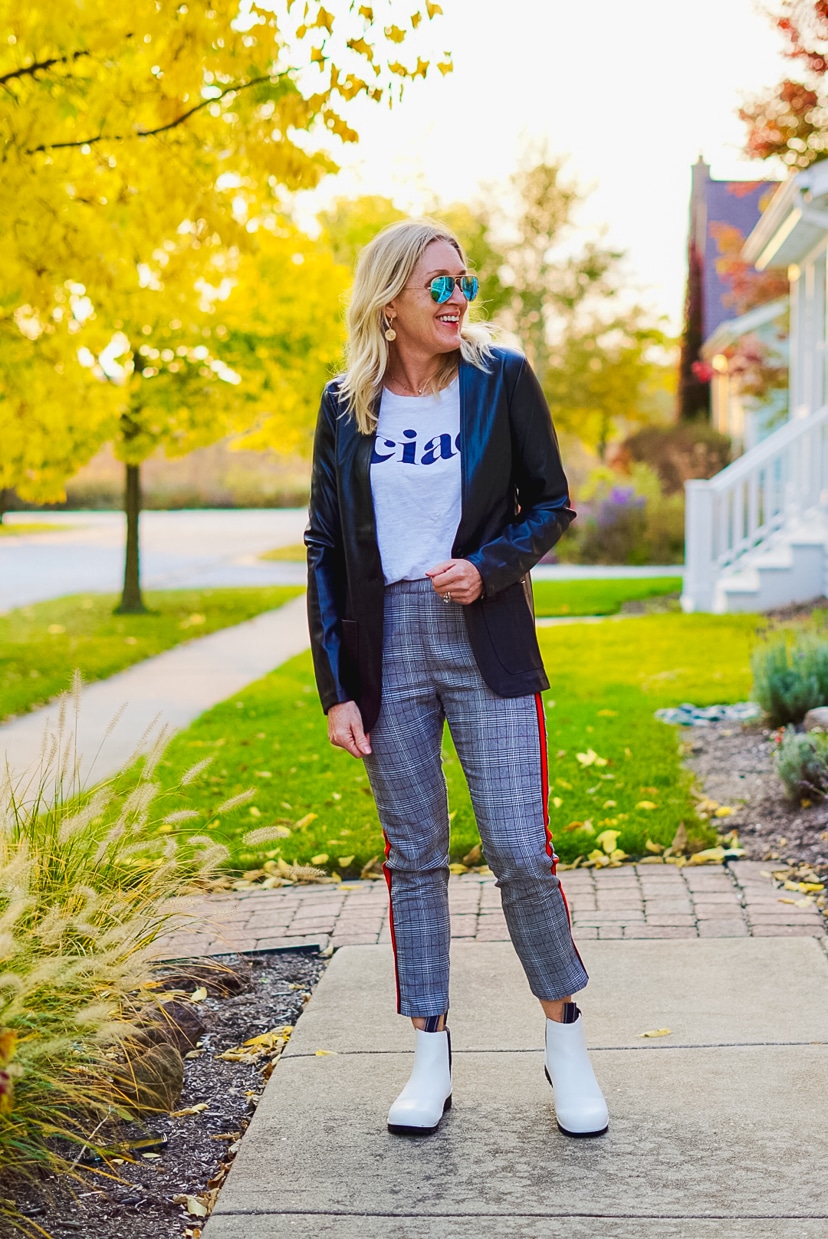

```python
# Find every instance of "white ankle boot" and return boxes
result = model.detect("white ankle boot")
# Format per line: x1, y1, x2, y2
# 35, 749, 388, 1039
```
544, 1011, 608, 1137
387, 1028, 452, 1136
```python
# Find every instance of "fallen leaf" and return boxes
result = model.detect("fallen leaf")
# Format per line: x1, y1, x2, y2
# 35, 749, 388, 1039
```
177, 1195, 208, 1218
635, 800, 658, 811
597, 709, 618, 717
686, 846, 726, 865
310, 853, 329, 865
713, 806, 735, 818
315, 1049, 336, 1056
595, 828, 621, 854
190, 987, 208, 1003
448, 862, 469, 874
172, 1103, 209, 1117
337, 855, 354, 867
639, 1028, 672, 1038
461, 844, 482, 865
645, 839, 664, 854
142, 1153, 162, 1161
551, 796, 563, 809
294, 813, 318, 830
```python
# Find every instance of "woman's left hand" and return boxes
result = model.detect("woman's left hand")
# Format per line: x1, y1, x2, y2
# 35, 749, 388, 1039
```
426, 559, 484, 605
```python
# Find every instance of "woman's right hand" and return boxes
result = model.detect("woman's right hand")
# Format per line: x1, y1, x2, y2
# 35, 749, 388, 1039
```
328, 701, 372, 758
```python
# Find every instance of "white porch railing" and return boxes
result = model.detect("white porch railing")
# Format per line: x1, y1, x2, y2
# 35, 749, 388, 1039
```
682, 404, 828, 611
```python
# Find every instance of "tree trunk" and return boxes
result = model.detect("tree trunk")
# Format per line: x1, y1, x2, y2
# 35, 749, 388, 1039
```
116, 462, 147, 614
0, 489, 9, 525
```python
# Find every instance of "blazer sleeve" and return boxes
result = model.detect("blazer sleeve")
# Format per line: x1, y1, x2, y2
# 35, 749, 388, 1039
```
304, 388, 352, 713
465, 356, 575, 596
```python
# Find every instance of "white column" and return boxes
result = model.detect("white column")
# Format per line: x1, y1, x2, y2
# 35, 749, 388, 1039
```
682, 479, 716, 612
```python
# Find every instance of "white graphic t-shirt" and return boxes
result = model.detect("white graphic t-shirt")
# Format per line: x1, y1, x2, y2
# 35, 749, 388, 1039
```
370, 377, 462, 585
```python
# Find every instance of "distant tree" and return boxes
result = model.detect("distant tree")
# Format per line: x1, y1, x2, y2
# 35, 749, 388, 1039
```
471, 153, 672, 456
318, 196, 407, 271
0, 0, 450, 607
677, 218, 712, 423
542, 309, 673, 460
741, 1, 828, 168
710, 222, 790, 315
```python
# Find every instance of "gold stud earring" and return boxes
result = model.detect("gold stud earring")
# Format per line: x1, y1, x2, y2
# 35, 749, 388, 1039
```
384, 319, 397, 342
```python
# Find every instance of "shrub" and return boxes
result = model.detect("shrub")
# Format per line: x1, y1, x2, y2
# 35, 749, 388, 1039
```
0, 677, 226, 1202
775, 727, 828, 801
751, 633, 828, 726
552, 463, 684, 565
623, 423, 732, 494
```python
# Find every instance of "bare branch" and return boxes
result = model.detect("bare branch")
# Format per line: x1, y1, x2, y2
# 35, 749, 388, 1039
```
0, 49, 90, 87
25, 72, 293, 155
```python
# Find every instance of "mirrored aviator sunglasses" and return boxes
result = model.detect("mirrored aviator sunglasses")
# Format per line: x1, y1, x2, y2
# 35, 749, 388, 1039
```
429, 274, 479, 304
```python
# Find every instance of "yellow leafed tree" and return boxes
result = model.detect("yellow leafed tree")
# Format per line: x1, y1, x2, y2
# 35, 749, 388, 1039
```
0, 0, 449, 607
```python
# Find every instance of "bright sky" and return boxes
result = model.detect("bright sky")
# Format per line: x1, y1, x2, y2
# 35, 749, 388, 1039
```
307, 0, 793, 332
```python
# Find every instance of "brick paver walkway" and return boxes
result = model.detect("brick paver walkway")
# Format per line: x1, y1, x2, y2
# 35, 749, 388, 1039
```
157, 860, 825, 959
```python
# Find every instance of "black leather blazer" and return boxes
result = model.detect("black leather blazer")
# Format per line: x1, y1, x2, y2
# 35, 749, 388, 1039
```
305, 346, 575, 732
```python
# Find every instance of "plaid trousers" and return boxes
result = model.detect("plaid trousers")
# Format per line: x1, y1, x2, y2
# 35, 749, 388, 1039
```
363, 578, 589, 1018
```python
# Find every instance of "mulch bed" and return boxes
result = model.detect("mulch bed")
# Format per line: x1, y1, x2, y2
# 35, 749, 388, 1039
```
683, 719, 828, 873
681, 597, 828, 877
5, 950, 327, 1239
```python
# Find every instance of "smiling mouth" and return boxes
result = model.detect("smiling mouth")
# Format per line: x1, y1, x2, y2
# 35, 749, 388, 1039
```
437, 314, 460, 325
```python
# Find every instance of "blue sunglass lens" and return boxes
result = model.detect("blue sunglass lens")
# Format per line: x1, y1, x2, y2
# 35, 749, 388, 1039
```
430, 276, 454, 303
461, 276, 479, 302
429, 275, 479, 303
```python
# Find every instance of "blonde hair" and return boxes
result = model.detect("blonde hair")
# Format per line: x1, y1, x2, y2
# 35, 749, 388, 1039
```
340, 217, 493, 433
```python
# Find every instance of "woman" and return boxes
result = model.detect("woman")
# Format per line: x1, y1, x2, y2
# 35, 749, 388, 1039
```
305, 218, 608, 1140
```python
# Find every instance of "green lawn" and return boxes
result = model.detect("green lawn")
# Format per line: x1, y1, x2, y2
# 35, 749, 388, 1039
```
0, 587, 303, 722
532, 576, 681, 616
256, 555, 683, 618
155, 611, 762, 877
259, 543, 306, 561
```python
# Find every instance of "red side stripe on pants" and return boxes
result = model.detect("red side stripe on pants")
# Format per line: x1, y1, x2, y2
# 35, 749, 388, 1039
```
534, 692, 577, 937
533, 692, 554, 869
382, 830, 402, 1013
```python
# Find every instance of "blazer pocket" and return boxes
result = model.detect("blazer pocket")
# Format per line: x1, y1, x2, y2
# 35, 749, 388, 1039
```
480, 581, 543, 675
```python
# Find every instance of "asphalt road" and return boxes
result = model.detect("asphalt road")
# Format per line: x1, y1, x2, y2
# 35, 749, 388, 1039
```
0, 509, 308, 610
0, 509, 683, 611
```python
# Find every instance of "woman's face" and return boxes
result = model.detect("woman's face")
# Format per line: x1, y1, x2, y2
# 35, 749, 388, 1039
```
385, 238, 468, 359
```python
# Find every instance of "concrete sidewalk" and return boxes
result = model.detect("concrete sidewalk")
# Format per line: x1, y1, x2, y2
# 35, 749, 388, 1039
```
0, 595, 309, 786
204, 935, 828, 1238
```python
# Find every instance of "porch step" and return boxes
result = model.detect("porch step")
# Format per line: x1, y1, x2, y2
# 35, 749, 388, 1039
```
715, 535, 826, 613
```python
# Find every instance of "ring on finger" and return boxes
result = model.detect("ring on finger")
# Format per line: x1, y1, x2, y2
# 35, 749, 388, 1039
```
444, 591, 452, 603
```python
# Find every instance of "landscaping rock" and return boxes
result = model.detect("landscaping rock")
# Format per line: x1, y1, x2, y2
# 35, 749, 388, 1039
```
114, 1042, 185, 1113
135, 1000, 205, 1055
156, 959, 250, 996
804, 706, 828, 732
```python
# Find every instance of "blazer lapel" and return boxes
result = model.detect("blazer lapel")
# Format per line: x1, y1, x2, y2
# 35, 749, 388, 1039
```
353, 394, 380, 546
454, 356, 474, 554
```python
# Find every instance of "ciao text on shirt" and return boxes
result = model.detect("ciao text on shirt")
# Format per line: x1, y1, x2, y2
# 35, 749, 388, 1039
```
371, 430, 461, 466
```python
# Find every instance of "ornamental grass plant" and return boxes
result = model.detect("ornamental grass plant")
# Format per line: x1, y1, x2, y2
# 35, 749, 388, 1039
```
0, 675, 228, 1231
751, 631, 828, 726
